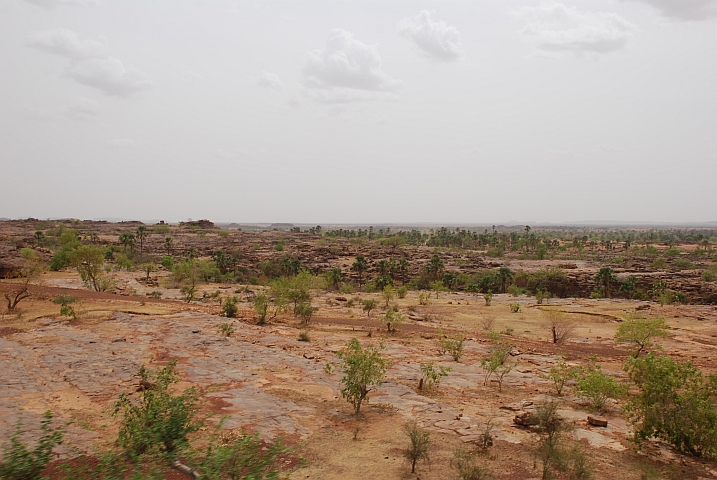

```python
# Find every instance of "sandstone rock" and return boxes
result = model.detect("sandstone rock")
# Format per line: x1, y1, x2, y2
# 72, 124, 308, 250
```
588, 415, 608, 427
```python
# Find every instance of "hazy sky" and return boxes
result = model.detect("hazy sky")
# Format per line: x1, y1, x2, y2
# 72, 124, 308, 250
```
1, 0, 716, 224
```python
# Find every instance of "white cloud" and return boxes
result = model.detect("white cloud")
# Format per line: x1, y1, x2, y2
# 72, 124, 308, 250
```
302, 29, 401, 102
28, 28, 108, 60
398, 11, 464, 61
28, 29, 150, 97
25, 0, 99, 7
513, 2, 636, 55
69, 57, 151, 96
623, 0, 717, 21
257, 70, 284, 90
108, 138, 136, 148
64, 96, 101, 119
19, 106, 60, 121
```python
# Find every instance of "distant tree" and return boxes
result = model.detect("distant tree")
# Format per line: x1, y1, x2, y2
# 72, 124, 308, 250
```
119, 232, 136, 252
362, 299, 378, 318
351, 255, 368, 286
620, 276, 638, 299
136, 226, 147, 259
325, 268, 344, 291
425, 256, 445, 280
164, 236, 173, 255
4, 248, 44, 313
595, 267, 618, 298
495, 267, 513, 293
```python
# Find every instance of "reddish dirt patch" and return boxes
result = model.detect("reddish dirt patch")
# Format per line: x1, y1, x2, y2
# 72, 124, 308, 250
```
0, 326, 24, 337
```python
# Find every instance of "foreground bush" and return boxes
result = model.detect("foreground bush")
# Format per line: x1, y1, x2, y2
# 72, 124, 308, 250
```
625, 353, 717, 458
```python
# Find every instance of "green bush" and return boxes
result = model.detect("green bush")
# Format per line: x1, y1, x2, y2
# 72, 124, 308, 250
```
418, 362, 451, 391
575, 365, 627, 413
326, 338, 391, 415
509, 304, 521, 313
0, 411, 63, 480
397, 286, 408, 299
625, 352, 717, 458
615, 315, 669, 358
161, 255, 174, 270
438, 334, 465, 361
222, 296, 239, 318
113, 361, 201, 458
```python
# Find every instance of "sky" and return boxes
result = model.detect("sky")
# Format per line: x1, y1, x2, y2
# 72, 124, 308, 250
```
1, 0, 716, 225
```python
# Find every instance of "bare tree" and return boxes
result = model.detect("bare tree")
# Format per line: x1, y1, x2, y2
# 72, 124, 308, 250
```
543, 310, 575, 344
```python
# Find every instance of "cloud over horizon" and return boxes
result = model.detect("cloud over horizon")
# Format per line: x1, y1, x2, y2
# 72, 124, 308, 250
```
28, 29, 150, 96
513, 2, 636, 56
398, 11, 464, 61
302, 29, 401, 102
257, 71, 284, 90
624, 0, 717, 21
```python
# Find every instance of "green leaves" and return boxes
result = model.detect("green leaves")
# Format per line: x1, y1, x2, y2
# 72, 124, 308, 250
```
333, 338, 391, 415
0, 411, 63, 480
625, 353, 717, 458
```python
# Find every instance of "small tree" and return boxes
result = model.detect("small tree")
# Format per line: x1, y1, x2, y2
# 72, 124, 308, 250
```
625, 352, 717, 458
0, 411, 64, 480
615, 315, 669, 358
4, 248, 44, 313
136, 226, 147, 259
382, 285, 396, 307
361, 299, 378, 318
324, 267, 344, 291
543, 310, 575, 344
113, 361, 201, 458
140, 262, 157, 281
351, 255, 368, 286
222, 296, 239, 318
541, 357, 580, 396
296, 302, 317, 324
253, 293, 270, 324
380, 309, 405, 334
575, 364, 627, 413
438, 333, 465, 361
403, 421, 431, 474
418, 362, 451, 391
483, 290, 493, 306
326, 338, 391, 415
481, 342, 512, 391
70, 245, 114, 292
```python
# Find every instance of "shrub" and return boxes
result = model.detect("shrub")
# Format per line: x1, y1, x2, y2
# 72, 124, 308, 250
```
481, 316, 495, 331
625, 353, 717, 458
418, 362, 451, 391
296, 302, 317, 324
651, 257, 668, 269
575, 365, 627, 413
363, 280, 377, 293
339, 284, 355, 294
0, 411, 64, 480
198, 430, 287, 480
483, 291, 493, 306
438, 334, 465, 361
541, 357, 580, 396
451, 449, 490, 480
380, 309, 405, 334
418, 292, 431, 305
298, 330, 311, 342
253, 293, 270, 324
534, 401, 592, 480
509, 303, 520, 313
113, 361, 201, 458
615, 315, 669, 358
403, 421, 431, 474
161, 255, 174, 270
361, 299, 378, 318
382, 285, 396, 307
397, 286, 408, 299
53, 295, 78, 319
217, 322, 235, 337
222, 296, 239, 318
535, 288, 552, 304
325, 338, 391, 415
481, 342, 513, 391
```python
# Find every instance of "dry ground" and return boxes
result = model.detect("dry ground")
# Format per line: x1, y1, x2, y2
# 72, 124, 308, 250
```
2, 271, 717, 479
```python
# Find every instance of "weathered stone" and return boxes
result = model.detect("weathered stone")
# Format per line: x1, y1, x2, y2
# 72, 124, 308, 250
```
588, 415, 608, 427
